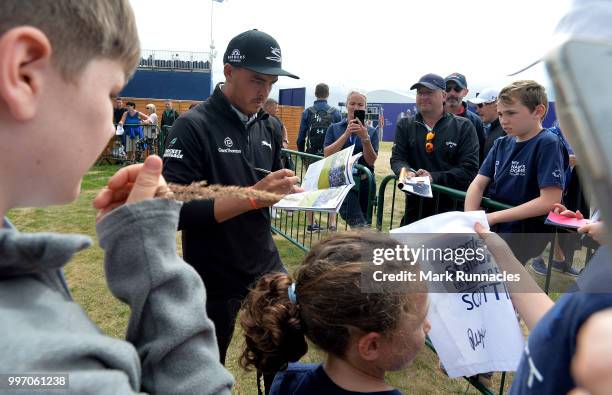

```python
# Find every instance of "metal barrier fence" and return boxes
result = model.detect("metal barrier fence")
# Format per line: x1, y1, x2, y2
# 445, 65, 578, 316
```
270, 149, 376, 251
97, 124, 160, 165
374, 174, 596, 295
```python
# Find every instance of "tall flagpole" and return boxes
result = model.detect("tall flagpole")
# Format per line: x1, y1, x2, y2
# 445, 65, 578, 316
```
209, 0, 215, 68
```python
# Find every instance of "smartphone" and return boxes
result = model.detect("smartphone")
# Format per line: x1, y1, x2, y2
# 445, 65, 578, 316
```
354, 109, 366, 125
545, 39, 612, 226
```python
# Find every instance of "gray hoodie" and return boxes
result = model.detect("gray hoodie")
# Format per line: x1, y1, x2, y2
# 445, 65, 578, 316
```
0, 199, 233, 394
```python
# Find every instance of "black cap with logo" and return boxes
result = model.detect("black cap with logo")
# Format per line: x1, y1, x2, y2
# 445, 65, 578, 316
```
223, 29, 299, 79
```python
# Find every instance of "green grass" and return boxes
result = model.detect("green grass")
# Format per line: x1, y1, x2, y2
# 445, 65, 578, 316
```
8, 149, 581, 394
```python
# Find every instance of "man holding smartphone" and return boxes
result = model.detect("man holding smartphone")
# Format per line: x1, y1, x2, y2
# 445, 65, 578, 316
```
323, 91, 379, 227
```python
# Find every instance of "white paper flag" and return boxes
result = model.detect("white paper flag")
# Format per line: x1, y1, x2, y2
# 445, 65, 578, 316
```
390, 211, 524, 378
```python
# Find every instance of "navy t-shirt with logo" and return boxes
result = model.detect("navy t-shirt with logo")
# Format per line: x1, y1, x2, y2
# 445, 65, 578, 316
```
479, 129, 566, 232
510, 247, 612, 394
271, 363, 403, 395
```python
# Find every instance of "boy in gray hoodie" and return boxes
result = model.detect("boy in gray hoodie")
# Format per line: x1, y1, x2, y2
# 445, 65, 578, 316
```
0, 1, 233, 394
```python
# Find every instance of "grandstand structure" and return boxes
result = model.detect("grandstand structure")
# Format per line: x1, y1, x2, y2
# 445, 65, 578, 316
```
117, 50, 305, 151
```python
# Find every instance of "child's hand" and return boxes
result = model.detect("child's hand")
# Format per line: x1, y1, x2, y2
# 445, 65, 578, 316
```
474, 222, 518, 265
93, 155, 168, 221
552, 203, 584, 219
578, 221, 606, 245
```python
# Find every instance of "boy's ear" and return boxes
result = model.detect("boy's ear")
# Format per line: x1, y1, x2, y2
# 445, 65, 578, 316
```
533, 103, 547, 120
0, 27, 52, 121
356, 332, 383, 361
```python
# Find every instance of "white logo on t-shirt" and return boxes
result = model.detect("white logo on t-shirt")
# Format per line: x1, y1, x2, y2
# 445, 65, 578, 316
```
552, 169, 561, 178
261, 141, 272, 149
509, 161, 526, 176
524, 343, 543, 388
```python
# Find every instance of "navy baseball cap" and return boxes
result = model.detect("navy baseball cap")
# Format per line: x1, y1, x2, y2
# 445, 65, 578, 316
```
410, 73, 445, 90
445, 72, 468, 89
224, 29, 299, 79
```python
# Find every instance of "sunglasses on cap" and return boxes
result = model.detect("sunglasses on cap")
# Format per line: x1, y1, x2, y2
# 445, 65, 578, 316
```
445, 86, 463, 93
425, 131, 435, 154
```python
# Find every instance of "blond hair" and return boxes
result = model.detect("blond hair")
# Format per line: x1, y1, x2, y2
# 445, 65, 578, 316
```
146, 103, 156, 112
0, 0, 140, 81
499, 80, 548, 116
346, 90, 367, 104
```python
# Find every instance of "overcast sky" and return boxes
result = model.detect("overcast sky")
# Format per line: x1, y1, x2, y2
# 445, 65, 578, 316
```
129, 0, 572, 105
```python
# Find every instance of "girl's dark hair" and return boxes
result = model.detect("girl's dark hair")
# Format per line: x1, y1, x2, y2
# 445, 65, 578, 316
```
126, 101, 136, 108
240, 232, 423, 373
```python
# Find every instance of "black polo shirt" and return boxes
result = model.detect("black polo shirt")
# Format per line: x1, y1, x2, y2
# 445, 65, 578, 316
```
162, 84, 283, 299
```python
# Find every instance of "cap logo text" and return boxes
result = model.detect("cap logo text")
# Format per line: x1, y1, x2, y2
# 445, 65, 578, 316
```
228, 49, 245, 63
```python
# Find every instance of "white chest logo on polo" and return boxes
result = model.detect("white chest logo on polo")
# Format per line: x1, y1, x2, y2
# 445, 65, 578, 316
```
509, 161, 526, 176
261, 141, 272, 149
224, 137, 233, 147
265, 47, 282, 63
445, 141, 457, 148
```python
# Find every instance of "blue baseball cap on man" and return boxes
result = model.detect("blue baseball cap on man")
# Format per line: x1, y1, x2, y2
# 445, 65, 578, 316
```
410, 73, 445, 90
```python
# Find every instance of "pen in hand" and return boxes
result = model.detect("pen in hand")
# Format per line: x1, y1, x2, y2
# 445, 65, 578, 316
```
253, 167, 271, 175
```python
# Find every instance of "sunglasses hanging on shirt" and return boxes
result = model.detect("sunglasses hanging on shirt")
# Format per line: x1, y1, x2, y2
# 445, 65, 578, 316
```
425, 131, 436, 153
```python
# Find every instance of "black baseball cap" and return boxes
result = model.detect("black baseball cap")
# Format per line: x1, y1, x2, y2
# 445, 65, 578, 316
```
445, 72, 468, 89
223, 29, 299, 79
410, 73, 445, 90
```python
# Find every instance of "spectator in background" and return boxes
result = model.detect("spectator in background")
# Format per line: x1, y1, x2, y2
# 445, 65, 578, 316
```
113, 97, 127, 125
143, 103, 158, 155
144, 103, 158, 126
161, 99, 180, 128
297, 83, 342, 232
297, 83, 342, 155
324, 91, 379, 227
264, 98, 293, 170
118, 102, 148, 162
390, 73, 479, 225
263, 98, 289, 149
468, 88, 505, 159
160, 100, 179, 156
444, 73, 486, 163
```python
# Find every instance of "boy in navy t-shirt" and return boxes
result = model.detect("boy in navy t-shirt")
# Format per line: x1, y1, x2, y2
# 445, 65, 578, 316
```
465, 80, 567, 263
